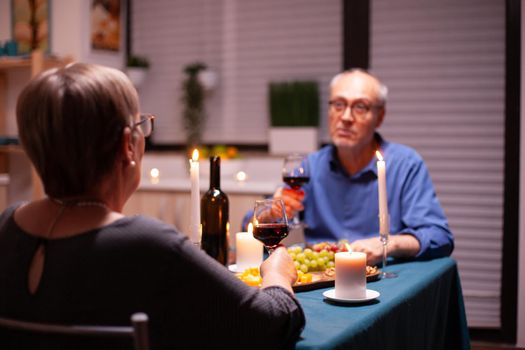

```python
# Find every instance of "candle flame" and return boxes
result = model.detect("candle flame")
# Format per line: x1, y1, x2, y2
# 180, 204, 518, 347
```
150, 168, 160, 178
247, 223, 253, 234
192, 149, 199, 161
375, 150, 384, 161
236, 171, 247, 182
345, 243, 352, 253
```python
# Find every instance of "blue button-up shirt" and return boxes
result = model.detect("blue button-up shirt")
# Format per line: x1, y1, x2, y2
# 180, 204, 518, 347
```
303, 135, 454, 259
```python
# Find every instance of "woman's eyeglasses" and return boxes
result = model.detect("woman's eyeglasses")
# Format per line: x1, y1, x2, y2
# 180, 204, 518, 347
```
132, 114, 155, 137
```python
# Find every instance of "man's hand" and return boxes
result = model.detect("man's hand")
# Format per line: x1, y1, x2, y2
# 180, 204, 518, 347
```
273, 187, 305, 219
349, 237, 384, 266
349, 234, 421, 266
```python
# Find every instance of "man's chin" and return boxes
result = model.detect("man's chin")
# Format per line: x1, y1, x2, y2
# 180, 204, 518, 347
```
333, 138, 357, 148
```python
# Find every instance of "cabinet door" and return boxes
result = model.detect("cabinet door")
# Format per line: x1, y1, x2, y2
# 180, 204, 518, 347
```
123, 191, 181, 229
124, 191, 266, 244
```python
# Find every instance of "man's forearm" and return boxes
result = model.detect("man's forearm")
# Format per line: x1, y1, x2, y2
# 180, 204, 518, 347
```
389, 234, 421, 258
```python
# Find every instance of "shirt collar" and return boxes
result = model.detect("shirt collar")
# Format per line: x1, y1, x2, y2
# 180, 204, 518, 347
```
329, 133, 387, 179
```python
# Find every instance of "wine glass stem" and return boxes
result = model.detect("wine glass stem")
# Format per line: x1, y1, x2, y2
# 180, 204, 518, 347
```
382, 240, 388, 272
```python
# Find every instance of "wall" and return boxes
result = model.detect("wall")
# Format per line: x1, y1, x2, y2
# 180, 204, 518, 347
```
0, 0, 126, 135
1, 0, 125, 66
517, 0, 525, 346
0, 1, 8, 40
131, 0, 340, 145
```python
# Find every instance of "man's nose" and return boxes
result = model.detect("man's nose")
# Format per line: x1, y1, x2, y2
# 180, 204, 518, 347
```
340, 106, 354, 122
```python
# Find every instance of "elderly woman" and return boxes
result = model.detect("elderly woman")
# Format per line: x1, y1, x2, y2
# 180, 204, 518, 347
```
0, 63, 304, 349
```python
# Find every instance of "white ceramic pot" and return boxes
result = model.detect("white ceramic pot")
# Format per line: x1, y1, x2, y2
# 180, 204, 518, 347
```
269, 127, 319, 155
126, 67, 148, 87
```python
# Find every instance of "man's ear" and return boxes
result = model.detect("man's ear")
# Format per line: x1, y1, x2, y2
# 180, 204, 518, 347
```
375, 107, 386, 128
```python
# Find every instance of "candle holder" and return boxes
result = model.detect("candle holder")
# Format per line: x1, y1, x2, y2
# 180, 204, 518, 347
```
379, 214, 397, 279
193, 224, 202, 248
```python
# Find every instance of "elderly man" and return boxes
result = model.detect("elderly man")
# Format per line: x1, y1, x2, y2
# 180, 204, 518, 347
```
275, 69, 453, 265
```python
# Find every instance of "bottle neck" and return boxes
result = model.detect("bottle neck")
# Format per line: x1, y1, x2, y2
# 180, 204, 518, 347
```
210, 156, 221, 189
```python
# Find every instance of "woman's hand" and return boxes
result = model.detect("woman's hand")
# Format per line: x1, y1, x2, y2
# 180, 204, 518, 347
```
260, 246, 297, 293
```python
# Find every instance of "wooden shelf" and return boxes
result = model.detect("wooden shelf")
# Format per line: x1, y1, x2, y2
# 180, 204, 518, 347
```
0, 55, 66, 69
0, 56, 33, 70
1, 51, 72, 76
0, 145, 23, 154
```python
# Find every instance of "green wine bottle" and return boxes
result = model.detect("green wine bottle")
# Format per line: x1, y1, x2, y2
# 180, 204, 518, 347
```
201, 156, 229, 265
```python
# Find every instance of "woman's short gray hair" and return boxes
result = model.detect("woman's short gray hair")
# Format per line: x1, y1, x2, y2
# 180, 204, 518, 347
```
16, 63, 139, 198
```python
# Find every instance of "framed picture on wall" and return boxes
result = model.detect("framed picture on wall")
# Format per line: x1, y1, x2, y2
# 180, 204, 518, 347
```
11, 0, 50, 55
91, 0, 122, 52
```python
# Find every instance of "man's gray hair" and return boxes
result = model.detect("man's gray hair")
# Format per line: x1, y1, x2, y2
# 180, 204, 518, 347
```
330, 68, 388, 106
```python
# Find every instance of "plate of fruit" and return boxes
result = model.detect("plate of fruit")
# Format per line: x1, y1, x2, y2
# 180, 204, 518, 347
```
235, 242, 380, 292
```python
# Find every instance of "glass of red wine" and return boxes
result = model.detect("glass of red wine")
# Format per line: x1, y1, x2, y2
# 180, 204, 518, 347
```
253, 199, 289, 254
282, 153, 310, 228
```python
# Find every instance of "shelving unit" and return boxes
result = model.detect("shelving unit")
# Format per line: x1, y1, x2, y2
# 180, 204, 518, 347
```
0, 50, 73, 203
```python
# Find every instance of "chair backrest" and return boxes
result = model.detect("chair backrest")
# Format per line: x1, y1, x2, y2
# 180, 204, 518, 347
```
0, 312, 149, 350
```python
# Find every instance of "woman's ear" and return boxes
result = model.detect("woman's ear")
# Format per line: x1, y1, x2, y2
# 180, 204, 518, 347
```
121, 127, 136, 166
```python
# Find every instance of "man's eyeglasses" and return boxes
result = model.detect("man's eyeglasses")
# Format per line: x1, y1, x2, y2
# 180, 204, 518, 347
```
328, 99, 382, 120
132, 114, 155, 137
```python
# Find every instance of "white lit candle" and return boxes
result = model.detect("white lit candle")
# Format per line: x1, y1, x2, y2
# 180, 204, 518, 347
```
236, 223, 263, 271
376, 151, 389, 236
149, 167, 160, 184
335, 250, 367, 299
189, 149, 201, 244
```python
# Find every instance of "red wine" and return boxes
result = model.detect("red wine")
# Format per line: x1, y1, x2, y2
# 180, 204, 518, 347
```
201, 156, 229, 265
253, 224, 289, 248
283, 176, 310, 190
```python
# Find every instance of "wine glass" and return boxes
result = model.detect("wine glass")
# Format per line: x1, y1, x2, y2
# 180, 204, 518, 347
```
253, 199, 289, 254
379, 215, 398, 278
282, 153, 310, 228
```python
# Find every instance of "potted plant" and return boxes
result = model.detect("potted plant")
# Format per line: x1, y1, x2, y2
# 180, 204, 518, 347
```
181, 62, 207, 151
126, 54, 150, 87
268, 80, 320, 155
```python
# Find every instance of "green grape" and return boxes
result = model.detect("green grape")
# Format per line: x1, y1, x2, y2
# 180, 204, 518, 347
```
317, 258, 325, 269
288, 244, 338, 273
303, 248, 313, 259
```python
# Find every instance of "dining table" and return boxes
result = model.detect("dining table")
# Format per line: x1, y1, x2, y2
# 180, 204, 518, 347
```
293, 257, 470, 350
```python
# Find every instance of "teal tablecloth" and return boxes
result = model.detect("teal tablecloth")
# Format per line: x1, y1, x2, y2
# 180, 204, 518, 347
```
294, 257, 469, 350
